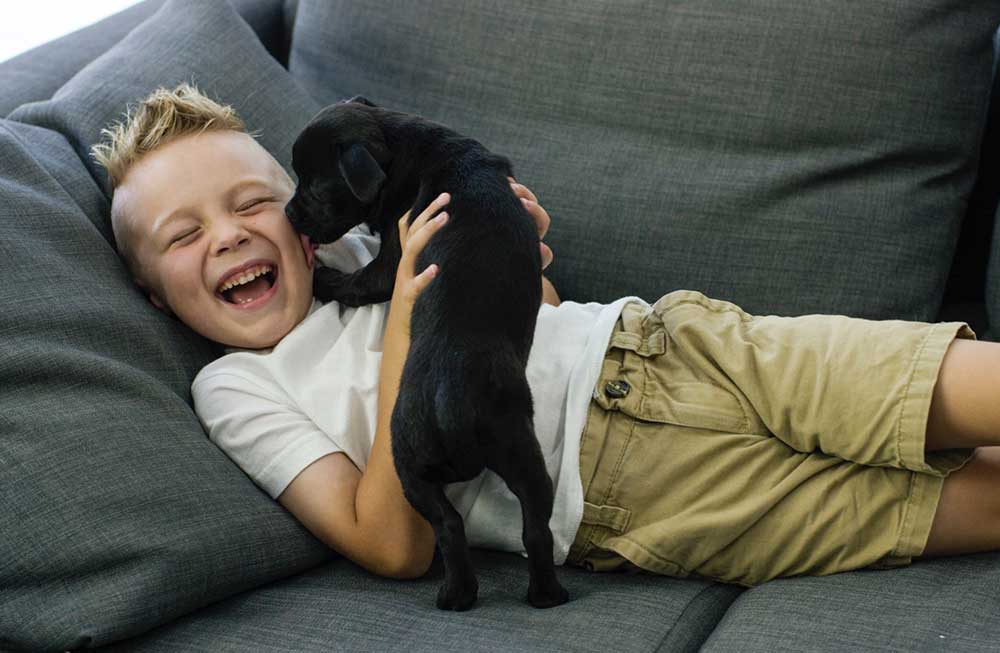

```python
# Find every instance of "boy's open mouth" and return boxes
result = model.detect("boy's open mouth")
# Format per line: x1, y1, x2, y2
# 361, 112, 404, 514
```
216, 263, 279, 306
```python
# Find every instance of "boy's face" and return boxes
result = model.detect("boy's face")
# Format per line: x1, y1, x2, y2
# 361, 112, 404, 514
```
114, 130, 316, 350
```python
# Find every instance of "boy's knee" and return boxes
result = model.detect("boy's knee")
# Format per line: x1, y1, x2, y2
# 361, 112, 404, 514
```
920, 448, 1000, 558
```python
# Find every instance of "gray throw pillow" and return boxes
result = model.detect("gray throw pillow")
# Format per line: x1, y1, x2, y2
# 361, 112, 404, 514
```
289, 0, 1000, 320
1, 1, 331, 650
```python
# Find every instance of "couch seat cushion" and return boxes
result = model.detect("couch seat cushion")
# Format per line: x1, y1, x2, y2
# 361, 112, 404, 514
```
97, 551, 744, 652
701, 552, 1000, 651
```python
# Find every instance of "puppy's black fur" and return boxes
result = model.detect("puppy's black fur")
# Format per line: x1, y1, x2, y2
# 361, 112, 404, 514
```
286, 98, 569, 611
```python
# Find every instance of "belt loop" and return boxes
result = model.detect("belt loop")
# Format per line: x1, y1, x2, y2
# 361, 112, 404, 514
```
608, 302, 665, 357
582, 501, 631, 534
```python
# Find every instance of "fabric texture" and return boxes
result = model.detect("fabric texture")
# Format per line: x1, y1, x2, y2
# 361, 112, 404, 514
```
0, 0, 292, 118
568, 292, 976, 587
702, 551, 1000, 651
0, 1, 334, 650
289, 0, 1000, 322
95, 550, 744, 652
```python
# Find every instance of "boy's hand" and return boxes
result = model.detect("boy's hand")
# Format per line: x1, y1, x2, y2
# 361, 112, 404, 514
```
393, 192, 451, 315
509, 177, 554, 270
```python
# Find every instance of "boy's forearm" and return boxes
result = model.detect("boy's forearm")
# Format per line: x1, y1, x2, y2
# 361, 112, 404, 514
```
353, 305, 435, 577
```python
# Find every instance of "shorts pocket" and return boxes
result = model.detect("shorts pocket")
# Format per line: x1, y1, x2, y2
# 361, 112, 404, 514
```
594, 303, 750, 434
637, 379, 749, 434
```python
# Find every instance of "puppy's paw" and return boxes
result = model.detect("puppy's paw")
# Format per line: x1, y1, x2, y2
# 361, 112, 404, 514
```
527, 581, 569, 609
436, 577, 479, 611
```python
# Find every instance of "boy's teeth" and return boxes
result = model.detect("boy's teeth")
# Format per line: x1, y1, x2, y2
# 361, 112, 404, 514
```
220, 264, 272, 291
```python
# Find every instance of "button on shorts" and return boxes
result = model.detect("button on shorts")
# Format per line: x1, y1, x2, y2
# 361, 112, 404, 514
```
567, 290, 977, 587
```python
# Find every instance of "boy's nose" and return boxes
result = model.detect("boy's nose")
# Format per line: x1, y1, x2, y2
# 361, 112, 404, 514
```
213, 223, 252, 253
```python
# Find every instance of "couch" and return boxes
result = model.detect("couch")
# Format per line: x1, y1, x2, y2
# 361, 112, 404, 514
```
2, 1, 999, 650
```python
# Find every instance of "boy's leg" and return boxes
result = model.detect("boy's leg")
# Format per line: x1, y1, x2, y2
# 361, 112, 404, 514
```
918, 340, 1000, 558
919, 446, 1000, 558
925, 339, 1000, 451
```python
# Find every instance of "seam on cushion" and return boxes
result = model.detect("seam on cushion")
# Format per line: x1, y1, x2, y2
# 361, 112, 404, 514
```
893, 323, 936, 470
654, 582, 729, 653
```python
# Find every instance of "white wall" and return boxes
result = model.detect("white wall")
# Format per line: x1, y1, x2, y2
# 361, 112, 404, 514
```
0, 1, 142, 63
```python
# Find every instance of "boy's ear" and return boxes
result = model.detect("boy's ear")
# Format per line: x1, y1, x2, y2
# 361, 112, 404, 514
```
134, 278, 172, 316
336, 142, 386, 204
148, 293, 170, 313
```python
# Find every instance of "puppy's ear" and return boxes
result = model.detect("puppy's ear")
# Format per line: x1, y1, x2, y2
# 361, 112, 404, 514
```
337, 142, 386, 203
344, 95, 377, 107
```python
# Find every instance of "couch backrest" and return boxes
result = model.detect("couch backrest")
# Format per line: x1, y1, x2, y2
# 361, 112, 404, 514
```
289, 1, 1000, 325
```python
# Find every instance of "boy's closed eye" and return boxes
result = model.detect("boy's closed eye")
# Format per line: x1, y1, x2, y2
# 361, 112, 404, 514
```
238, 197, 277, 212
167, 197, 278, 245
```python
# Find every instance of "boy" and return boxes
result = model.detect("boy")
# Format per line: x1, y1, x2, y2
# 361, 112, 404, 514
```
92, 83, 1000, 588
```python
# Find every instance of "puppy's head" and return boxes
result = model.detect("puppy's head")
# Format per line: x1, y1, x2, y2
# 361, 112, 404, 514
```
286, 96, 392, 244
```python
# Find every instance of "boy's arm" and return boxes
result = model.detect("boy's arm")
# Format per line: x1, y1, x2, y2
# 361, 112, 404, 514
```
277, 299, 435, 578
278, 195, 450, 579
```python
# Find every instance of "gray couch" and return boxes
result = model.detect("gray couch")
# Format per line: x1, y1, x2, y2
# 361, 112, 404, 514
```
2, 1, 999, 650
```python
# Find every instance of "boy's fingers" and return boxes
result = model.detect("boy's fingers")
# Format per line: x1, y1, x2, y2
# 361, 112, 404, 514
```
412, 263, 439, 292
522, 197, 550, 238
402, 212, 448, 259
510, 181, 538, 204
540, 242, 554, 270
416, 193, 451, 226
398, 210, 412, 241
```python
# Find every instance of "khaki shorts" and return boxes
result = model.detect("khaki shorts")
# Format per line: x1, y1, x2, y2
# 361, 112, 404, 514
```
567, 290, 977, 588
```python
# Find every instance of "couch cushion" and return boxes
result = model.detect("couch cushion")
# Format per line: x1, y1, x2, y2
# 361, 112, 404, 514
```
289, 0, 1000, 321
9, 0, 317, 200
0, 0, 332, 649
0, 0, 293, 118
700, 552, 1000, 651
97, 551, 744, 652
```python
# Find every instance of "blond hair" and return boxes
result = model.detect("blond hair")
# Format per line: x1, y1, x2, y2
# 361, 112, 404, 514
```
90, 82, 250, 280
92, 82, 247, 188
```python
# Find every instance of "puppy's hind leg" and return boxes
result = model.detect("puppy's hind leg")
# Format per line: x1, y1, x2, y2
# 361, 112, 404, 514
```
486, 411, 570, 608
396, 466, 478, 611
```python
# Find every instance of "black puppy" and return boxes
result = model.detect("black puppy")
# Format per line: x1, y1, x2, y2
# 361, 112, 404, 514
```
285, 97, 569, 611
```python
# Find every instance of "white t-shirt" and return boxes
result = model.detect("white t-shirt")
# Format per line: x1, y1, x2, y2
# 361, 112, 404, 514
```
191, 225, 643, 564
